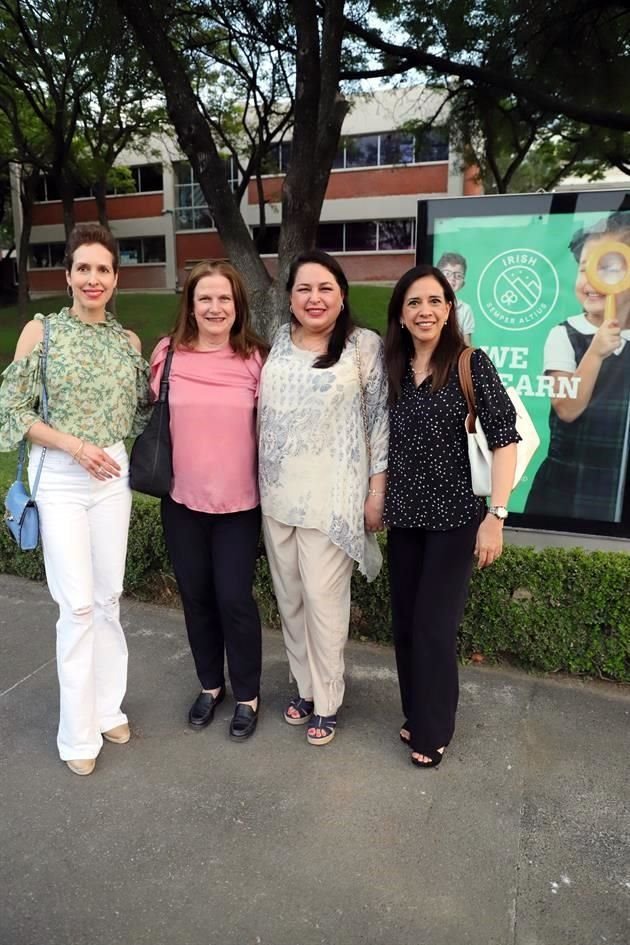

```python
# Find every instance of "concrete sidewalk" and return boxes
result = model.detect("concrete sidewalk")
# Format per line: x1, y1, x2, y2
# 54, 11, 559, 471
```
0, 572, 628, 945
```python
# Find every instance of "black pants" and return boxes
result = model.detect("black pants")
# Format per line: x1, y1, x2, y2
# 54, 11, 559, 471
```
161, 496, 262, 701
387, 516, 479, 755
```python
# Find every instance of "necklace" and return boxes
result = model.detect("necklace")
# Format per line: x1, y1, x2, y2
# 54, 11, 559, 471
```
410, 359, 431, 378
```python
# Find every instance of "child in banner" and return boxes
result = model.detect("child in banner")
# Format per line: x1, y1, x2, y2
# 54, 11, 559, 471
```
525, 213, 630, 522
437, 252, 475, 344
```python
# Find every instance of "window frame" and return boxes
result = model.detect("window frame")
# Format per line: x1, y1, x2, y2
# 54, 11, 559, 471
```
118, 235, 167, 265
252, 218, 416, 256
28, 242, 66, 269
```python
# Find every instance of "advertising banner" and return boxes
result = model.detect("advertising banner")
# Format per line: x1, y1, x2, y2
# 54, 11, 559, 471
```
417, 191, 630, 537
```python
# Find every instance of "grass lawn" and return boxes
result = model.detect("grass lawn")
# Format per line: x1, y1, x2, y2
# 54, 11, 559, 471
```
0, 284, 390, 367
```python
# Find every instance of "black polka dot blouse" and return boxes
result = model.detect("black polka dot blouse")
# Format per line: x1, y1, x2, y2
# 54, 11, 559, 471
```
384, 349, 520, 530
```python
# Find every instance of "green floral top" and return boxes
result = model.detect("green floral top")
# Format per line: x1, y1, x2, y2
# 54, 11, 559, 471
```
0, 308, 152, 450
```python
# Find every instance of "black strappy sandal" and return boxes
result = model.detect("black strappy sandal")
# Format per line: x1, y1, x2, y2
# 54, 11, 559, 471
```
306, 714, 337, 745
410, 748, 445, 769
283, 696, 314, 726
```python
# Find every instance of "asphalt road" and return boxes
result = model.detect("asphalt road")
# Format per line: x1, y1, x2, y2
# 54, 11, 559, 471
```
1, 573, 628, 945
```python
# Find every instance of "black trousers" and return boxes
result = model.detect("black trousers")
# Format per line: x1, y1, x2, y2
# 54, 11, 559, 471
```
387, 516, 479, 755
161, 496, 262, 701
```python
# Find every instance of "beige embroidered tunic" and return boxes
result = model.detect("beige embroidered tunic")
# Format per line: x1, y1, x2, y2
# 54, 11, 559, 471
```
258, 325, 389, 581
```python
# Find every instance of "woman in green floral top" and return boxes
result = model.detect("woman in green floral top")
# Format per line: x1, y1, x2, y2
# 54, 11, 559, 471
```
0, 223, 151, 776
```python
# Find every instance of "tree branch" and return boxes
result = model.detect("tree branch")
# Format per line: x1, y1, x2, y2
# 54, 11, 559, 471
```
343, 15, 630, 132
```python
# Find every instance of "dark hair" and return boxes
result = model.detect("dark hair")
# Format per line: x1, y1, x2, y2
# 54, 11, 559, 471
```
286, 250, 355, 368
171, 260, 269, 358
384, 264, 465, 404
569, 211, 630, 260
436, 251, 467, 273
64, 223, 119, 272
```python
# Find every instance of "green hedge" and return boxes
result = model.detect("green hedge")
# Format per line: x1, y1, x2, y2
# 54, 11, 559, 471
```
1, 492, 629, 682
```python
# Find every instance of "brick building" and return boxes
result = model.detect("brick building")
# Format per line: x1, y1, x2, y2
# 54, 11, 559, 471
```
12, 87, 481, 294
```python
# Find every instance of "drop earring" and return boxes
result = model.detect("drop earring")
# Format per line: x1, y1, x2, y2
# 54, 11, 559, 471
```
67, 285, 73, 299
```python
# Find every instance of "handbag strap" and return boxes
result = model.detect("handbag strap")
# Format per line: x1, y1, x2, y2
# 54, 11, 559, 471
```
157, 346, 174, 403
16, 316, 50, 496
353, 333, 372, 469
457, 347, 477, 426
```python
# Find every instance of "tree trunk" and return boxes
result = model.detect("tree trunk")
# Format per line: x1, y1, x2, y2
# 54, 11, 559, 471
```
93, 179, 109, 228
120, 0, 275, 334
118, 0, 350, 341
58, 175, 76, 240
17, 171, 37, 325
276, 0, 349, 291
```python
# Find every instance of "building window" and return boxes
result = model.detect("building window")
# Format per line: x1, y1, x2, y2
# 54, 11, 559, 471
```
105, 163, 163, 195
130, 163, 163, 193
378, 218, 415, 250
344, 135, 379, 169
34, 164, 164, 202
253, 219, 415, 254
261, 141, 292, 174
34, 176, 60, 202
174, 159, 238, 230
174, 162, 214, 230
380, 132, 416, 165
118, 236, 166, 265
226, 155, 239, 191
332, 129, 448, 169
413, 127, 449, 162
316, 223, 344, 252
346, 221, 377, 251
29, 242, 65, 268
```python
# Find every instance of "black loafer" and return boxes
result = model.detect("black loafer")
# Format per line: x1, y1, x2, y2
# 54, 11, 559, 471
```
188, 687, 225, 729
229, 700, 259, 740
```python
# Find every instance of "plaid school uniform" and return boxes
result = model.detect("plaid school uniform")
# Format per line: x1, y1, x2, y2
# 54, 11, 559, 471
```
525, 321, 630, 522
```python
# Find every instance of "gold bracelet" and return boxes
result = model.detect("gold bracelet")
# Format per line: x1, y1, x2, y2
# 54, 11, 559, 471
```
368, 489, 386, 496
71, 440, 84, 462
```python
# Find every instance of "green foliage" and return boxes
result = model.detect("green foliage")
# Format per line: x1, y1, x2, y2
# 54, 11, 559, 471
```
0, 520, 45, 582
365, 1, 630, 192
463, 546, 630, 680
0, 487, 627, 681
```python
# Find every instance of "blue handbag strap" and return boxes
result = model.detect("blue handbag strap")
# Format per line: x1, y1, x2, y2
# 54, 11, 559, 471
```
16, 316, 50, 498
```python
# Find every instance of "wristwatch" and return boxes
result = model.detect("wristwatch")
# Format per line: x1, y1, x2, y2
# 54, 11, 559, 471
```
487, 505, 509, 521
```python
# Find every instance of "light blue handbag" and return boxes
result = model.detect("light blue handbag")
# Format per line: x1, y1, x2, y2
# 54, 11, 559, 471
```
4, 318, 50, 551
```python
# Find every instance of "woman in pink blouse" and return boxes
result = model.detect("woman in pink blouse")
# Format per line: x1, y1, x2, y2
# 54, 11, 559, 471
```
150, 261, 268, 740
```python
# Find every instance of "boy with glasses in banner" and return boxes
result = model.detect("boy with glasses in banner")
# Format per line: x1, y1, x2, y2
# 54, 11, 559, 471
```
437, 252, 475, 345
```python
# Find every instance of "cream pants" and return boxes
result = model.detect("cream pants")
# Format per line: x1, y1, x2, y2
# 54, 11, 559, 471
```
262, 516, 354, 717
29, 442, 131, 761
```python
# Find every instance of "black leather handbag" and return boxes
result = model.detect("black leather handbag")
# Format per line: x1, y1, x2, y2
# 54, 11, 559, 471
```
129, 348, 174, 497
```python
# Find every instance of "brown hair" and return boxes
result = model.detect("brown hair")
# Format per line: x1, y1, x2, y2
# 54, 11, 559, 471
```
64, 223, 119, 272
170, 260, 269, 357
384, 264, 465, 404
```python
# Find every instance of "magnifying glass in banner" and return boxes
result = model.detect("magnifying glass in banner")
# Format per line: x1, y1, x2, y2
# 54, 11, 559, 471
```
584, 240, 630, 321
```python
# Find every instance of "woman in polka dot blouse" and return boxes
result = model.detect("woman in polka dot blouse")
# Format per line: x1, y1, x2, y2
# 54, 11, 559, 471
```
383, 265, 519, 769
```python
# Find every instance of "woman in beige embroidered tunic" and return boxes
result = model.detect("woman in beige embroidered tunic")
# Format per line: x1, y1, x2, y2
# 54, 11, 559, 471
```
258, 250, 389, 746
0, 224, 151, 776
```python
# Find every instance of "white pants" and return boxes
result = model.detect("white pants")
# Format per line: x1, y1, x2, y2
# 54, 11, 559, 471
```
29, 442, 132, 760
262, 516, 354, 717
